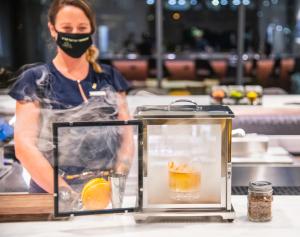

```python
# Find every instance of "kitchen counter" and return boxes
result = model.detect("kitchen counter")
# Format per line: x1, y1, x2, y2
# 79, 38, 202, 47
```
1, 94, 300, 234
1, 195, 300, 237
1, 94, 300, 116
1, 94, 300, 192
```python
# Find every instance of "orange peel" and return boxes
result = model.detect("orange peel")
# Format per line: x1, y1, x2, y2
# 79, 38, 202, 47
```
81, 178, 111, 210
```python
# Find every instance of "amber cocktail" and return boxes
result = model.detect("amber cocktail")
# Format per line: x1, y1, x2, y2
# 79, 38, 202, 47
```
168, 161, 201, 200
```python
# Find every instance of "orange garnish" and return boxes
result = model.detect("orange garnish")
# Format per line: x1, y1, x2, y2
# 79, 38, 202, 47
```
81, 178, 111, 210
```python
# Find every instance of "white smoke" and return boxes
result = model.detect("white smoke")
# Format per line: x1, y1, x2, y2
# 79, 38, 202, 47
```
11, 65, 139, 213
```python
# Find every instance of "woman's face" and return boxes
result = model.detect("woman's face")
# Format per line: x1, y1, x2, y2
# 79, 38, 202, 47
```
49, 5, 92, 39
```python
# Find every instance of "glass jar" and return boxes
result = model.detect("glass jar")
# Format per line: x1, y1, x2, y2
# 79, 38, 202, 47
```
248, 181, 273, 222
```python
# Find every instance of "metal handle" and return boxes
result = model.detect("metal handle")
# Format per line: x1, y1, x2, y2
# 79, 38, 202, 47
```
168, 99, 198, 111
232, 128, 246, 137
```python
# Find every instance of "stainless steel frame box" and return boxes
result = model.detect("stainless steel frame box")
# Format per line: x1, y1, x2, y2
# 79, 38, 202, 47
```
133, 100, 235, 221
52, 100, 235, 221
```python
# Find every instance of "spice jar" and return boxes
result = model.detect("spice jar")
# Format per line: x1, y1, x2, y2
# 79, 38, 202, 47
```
248, 181, 273, 222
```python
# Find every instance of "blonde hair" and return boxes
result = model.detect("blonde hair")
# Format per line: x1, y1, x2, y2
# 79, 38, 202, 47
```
48, 0, 103, 73
86, 45, 103, 73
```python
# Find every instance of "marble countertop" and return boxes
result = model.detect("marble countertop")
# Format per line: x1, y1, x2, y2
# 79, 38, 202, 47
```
127, 95, 300, 117
1, 94, 300, 117
1, 195, 300, 237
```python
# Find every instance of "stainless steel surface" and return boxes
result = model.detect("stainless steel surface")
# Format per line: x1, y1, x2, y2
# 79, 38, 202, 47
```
226, 120, 232, 210
226, 163, 232, 211
0, 162, 29, 192
134, 205, 235, 222
134, 103, 234, 118
232, 136, 268, 157
232, 186, 300, 195
232, 165, 300, 187
0, 147, 3, 169
135, 103, 234, 218
3, 161, 300, 194
269, 135, 300, 155
0, 166, 11, 179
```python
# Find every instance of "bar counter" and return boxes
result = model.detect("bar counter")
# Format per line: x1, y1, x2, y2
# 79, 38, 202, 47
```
0, 94, 300, 233
1, 195, 300, 236
1, 94, 300, 115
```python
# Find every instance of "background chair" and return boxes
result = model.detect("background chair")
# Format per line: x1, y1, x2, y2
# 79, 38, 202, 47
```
244, 60, 254, 77
255, 59, 274, 87
279, 58, 295, 92
164, 60, 196, 80
195, 59, 214, 80
210, 60, 228, 81
112, 60, 148, 82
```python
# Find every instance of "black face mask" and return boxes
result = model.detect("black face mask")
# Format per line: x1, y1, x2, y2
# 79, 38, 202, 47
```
56, 31, 93, 58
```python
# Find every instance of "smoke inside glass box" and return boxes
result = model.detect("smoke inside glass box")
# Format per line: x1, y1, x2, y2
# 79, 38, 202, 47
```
146, 123, 222, 206
133, 102, 234, 213
54, 122, 224, 214
54, 121, 140, 214
11, 64, 142, 214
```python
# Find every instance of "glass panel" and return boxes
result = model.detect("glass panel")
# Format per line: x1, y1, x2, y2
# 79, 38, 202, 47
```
244, 0, 299, 92
53, 122, 140, 216
245, 0, 297, 57
162, 0, 239, 83
0, 24, 3, 58
0, 1, 12, 68
92, 0, 155, 58
93, 0, 156, 81
146, 122, 223, 207
4, 0, 155, 77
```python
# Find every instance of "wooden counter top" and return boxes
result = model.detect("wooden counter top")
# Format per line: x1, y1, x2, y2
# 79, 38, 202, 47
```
0, 193, 54, 222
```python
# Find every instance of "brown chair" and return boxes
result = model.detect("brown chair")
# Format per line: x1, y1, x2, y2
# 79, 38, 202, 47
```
210, 60, 228, 81
112, 60, 148, 81
256, 59, 274, 87
164, 60, 196, 80
279, 58, 295, 92
244, 60, 254, 77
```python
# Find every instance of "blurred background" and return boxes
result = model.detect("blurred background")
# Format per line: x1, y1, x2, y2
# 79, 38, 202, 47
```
1, 0, 300, 94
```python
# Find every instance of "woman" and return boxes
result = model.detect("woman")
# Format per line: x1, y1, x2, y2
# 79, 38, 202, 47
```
9, 0, 133, 194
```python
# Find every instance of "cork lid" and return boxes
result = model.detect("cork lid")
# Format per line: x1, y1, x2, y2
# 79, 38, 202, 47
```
249, 181, 273, 192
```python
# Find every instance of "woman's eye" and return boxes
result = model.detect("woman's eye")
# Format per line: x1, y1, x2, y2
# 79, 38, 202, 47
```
78, 27, 87, 32
62, 27, 73, 32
